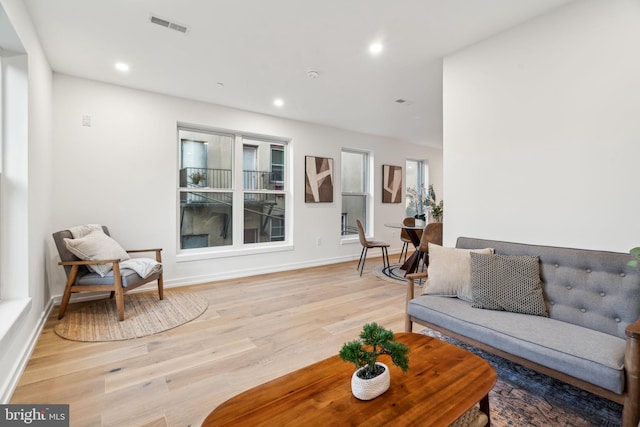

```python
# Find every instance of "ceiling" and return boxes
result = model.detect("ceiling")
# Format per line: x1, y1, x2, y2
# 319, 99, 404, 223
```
22, 0, 575, 147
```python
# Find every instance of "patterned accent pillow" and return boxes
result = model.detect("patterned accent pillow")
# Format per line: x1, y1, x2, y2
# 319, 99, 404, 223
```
470, 252, 548, 317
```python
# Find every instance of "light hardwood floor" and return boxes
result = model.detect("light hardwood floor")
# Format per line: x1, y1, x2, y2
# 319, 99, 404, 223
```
11, 258, 418, 427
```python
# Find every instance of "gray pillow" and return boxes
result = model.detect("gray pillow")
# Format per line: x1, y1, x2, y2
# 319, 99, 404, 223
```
470, 252, 548, 317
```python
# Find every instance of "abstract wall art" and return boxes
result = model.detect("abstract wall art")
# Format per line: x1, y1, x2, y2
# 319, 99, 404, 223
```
382, 164, 402, 203
305, 156, 334, 203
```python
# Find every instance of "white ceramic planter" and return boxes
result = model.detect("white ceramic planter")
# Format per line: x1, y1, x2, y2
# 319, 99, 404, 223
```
414, 219, 425, 227
351, 362, 390, 400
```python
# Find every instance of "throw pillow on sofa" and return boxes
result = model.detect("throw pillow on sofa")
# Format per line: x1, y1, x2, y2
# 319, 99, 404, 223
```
422, 244, 494, 299
470, 252, 548, 317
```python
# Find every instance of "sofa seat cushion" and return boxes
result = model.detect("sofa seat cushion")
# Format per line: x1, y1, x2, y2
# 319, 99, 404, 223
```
408, 295, 626, 394
76, 268, 158, 288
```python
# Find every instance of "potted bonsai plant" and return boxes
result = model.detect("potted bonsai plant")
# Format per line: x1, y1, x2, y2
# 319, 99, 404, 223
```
339, 322, 409, 400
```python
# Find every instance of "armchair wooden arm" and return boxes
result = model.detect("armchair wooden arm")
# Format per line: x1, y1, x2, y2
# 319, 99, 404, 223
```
59, 258, 120, 266
125, 248, 163, 262
125, 248, 162, 254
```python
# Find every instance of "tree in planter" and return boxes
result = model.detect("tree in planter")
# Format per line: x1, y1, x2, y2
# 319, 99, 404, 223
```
189, 171, 206, 186
339, 322, 410, 379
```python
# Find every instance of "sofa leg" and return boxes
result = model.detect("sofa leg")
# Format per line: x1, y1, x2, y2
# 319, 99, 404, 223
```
405, 275, 416, 332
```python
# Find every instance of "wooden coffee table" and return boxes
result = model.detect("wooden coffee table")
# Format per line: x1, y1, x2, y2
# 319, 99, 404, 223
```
203, 332, 497, 426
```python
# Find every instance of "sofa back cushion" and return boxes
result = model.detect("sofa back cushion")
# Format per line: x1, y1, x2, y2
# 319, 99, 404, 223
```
457, 237, 640, 339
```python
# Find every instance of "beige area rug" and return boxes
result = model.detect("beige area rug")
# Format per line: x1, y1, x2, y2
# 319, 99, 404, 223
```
54, 290, 208, 342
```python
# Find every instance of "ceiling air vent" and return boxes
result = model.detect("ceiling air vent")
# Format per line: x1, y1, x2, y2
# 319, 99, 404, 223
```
150, 14, 189, 34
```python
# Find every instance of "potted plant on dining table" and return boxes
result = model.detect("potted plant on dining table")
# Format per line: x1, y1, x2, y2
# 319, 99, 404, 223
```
407, 185, 444, 225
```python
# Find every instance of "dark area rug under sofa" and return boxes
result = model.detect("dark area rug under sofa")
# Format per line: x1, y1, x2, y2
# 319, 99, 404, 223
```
421, 329, 622, 427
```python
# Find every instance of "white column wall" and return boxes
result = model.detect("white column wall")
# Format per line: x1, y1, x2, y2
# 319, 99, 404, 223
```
0, 0, 53, 403
443, 0, 640, 252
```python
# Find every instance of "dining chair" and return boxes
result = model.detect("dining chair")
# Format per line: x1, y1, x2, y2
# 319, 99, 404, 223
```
415, 222, 443, 272
356, 219, 390, 276
399, 217, 423, 263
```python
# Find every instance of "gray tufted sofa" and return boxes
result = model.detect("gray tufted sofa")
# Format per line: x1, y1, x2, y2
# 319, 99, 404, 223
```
405, 237, 640, 427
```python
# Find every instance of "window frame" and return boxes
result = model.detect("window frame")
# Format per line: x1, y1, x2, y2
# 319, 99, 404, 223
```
405, 159, 429, 218
270, 145, 285, 186
176, 123, 292, 262
340, 148, 372, 239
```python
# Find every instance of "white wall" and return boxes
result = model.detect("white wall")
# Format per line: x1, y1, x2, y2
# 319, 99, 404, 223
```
0, 0, 53, 403
443, 0, 640, 252
51, 74, 443, 295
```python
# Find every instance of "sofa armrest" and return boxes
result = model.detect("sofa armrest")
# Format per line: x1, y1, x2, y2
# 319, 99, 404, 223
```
404, 272, 428, 332
405, 272, 427, 299
623, 317, 640, 426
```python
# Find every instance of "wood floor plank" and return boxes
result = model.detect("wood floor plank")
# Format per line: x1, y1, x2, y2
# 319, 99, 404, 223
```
17, 342, 149, 386
105, 338, 257, 393
11, 258, 416, 427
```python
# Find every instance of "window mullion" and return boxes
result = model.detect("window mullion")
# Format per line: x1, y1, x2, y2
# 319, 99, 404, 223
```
233, 134, 244, 248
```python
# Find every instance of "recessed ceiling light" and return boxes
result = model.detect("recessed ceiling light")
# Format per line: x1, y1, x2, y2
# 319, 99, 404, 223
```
115, 62, 130, 72
369, 42, 383, 55
273, 98, 284, 107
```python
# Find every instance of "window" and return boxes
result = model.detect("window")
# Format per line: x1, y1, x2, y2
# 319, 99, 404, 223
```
270, 215, 285, 241
270, 145, 284, 186
341, 149, 369, 236
178, 126, 288, 253
405, 159, 428, 217
0, 15, 32, 351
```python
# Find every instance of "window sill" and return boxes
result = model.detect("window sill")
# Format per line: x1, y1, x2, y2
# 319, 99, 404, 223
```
0, 298, 32, 346
176, 242, 294, 262
340, 236, 359, 245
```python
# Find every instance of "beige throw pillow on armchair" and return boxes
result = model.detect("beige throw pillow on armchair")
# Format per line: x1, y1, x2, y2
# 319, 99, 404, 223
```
422, 243, 494, 300
64, 230, 130, 277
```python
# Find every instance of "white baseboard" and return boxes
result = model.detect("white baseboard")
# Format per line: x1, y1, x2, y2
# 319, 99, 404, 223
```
0, 298, 54, 404
49, 250, 404, 303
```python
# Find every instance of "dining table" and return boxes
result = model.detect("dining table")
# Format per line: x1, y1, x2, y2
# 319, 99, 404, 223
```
384, 222, 424, 275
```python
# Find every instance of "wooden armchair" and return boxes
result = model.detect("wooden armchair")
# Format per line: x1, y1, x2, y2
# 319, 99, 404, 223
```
52, 226, 163, 321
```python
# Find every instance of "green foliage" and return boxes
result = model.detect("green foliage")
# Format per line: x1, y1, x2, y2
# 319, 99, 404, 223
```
628, 247, 640, 268
406, 184, 443, 222
189, 171, 206, 185
339, 322, 410, 379
426, 184, 443, 222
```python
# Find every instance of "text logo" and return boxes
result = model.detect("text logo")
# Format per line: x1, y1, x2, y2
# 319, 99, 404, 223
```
1, 405, 69, 426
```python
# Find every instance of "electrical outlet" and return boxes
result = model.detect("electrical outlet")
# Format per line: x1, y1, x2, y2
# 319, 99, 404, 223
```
316, 237, 321, 246
82, 115, 92, 127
